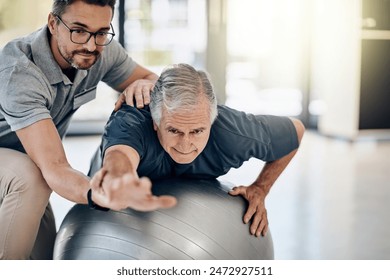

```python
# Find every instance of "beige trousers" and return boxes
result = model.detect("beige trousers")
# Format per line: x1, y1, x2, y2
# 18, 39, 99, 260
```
0, 148, 56, 259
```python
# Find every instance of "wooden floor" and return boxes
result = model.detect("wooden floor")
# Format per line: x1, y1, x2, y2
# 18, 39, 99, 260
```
53, 130, 390, 260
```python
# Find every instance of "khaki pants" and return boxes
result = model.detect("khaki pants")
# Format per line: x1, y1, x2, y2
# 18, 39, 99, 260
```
0, 148, 56, 259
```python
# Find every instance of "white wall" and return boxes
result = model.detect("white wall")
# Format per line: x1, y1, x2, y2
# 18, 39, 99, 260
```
311, 0, 362, 138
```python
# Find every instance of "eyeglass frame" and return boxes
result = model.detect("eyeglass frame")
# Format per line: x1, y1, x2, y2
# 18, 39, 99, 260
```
53, 14, 115, 46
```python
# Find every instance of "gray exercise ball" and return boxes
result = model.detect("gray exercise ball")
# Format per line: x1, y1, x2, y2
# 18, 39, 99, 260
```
53, 178, 274, 260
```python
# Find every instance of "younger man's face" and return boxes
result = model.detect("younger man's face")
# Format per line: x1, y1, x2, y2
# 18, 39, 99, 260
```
49, 1, 113, 70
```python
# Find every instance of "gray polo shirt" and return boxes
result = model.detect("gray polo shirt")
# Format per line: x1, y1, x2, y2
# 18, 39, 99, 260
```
0, 26, 137, 152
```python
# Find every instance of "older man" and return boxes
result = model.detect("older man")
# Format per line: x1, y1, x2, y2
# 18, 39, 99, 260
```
90, 63, 305, 237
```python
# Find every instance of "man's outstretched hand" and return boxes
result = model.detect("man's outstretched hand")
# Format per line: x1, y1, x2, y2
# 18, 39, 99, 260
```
90, 168, 177, 212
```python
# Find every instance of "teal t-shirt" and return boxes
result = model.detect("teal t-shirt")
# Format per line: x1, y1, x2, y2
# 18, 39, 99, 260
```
92, 105, 299, 180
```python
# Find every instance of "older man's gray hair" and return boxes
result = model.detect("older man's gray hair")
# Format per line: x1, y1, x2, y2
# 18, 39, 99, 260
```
150, 63, 218, 126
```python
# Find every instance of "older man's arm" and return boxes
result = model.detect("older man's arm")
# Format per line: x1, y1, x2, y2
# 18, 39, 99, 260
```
90, 145, 177, 211
229, 118, 305, 237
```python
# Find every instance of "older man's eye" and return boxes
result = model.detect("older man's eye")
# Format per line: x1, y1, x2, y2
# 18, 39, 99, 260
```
192, 129, 204, 135
168, 128, 179, 134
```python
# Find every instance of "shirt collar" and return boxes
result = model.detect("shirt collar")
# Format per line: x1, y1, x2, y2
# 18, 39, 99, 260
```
31, 26, 87, 86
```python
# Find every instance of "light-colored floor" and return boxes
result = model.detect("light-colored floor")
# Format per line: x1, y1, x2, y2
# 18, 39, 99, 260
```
53, 130, 390, 260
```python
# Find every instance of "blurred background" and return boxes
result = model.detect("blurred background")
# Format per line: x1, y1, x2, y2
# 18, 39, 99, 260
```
1, 0, 389, 259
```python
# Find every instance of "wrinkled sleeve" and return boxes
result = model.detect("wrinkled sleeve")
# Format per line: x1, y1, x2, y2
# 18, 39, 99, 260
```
0, 64, 52, 131
100, 40, 137, 89
101, 105, 145, 159
212, 106, 299, 166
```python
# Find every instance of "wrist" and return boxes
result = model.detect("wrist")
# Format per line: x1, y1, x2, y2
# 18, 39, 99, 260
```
87, 189, 109, 211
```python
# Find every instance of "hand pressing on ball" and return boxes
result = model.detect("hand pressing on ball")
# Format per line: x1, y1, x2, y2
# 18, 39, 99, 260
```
229, 184, 269, 237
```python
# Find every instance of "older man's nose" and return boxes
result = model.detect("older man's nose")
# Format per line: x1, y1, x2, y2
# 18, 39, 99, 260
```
178, 136, 192, 151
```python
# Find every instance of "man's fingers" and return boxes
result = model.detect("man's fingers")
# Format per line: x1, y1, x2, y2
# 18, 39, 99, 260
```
142, 86, 151, 105
261, 222, 269, 237
228, 186, 245, 196
157, 195, 177, 209
134, 91, 145, 108
114, 93, 126, 111
137, 176, 152, 189
124, 91, 135, 107
243, 203, 257, 224
91, 172, 176, 212
253, 216, 267, 237
90, 169, 106, 189
118, 79, 154, 109
132, 195, 177, 212
250, 211, 268, 237
250, 211, 262, 235
123, 176, 176, 211
135, 178, 176, 210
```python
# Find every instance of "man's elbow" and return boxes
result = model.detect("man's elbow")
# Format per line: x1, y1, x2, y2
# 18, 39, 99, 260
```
290, 118, 305, 144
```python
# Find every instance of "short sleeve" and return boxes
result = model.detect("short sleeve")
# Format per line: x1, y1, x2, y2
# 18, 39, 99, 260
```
212, 106, 299, 165
0, 64, 52, 131
100, 40, 137, 89
101, 105, 148, 159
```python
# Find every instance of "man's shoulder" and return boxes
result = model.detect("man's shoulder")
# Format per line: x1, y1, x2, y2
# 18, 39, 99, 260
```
0, 30, 42, 72
113, 104, 152, 118
102, 105, 158, 163
0, 49, 45, 88
213, 105, 248, 129
0, 44, 31, 72
108, 105, 153, 129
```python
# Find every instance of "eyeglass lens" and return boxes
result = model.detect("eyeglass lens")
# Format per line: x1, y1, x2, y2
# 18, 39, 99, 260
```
71, 31, 113, 46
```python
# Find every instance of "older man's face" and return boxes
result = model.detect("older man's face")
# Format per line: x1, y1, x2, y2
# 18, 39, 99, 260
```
154, 97, 212, 164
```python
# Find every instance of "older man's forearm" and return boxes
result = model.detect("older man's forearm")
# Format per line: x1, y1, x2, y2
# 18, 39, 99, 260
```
102, 149, 136, 177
